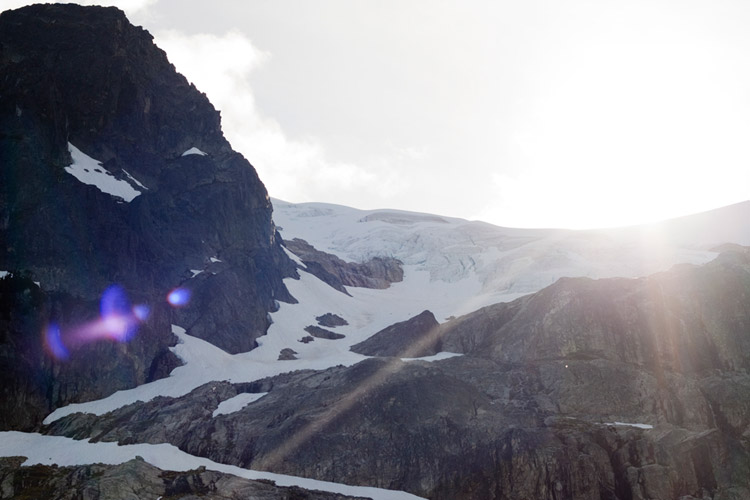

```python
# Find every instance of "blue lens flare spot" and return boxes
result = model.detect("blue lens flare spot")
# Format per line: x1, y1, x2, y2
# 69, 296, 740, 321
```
133, 304, 150, 322
44, 323, 69, 360
167, 288, 191, 307
100, 284, 130, 317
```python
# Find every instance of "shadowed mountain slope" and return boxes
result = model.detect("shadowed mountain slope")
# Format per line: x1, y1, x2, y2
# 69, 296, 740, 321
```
0, 3, 296, 428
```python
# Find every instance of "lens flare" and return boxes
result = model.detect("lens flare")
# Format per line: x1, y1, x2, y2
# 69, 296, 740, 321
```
47, 285, 150, 360
133, 304, 150, 321
92, 284, 139, 342
167, 287, 191, 307
44, 323, 69, 360
100, 285, 130, 318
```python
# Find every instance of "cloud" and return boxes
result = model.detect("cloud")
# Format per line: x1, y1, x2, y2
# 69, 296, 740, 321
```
0, 3, 409, 208
153, 29, 408, 207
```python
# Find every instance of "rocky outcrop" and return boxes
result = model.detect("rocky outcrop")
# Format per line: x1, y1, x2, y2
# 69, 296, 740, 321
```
44, 250, 750, 499
350, 310, 441, 357
304, 325, 345, 340
316, 313, 348, 327
0, 457, 365, 499
278, 348, 298, 360
284, 238, 402, 294
0, 4, 296, 429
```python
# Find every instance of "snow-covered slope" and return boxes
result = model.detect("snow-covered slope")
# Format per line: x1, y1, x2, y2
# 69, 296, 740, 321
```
273, 199, 749, 317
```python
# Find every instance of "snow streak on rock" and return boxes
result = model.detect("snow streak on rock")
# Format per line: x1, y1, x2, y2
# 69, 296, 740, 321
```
0, 432, 425, 500
64, 143, 142, 202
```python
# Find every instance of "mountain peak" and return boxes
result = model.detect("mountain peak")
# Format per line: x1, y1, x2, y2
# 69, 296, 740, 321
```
0, 4, 295, 431
1, 3, 229, 173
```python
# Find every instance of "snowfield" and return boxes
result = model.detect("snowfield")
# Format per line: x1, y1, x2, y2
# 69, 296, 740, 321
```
272, 199, 730, 312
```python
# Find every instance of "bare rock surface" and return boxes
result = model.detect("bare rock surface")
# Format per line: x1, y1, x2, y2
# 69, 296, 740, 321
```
0, 457, 365, 500
350, 310, 441, 357
285, 238, 402, 294
278, 348, 299, 360
316, 313, 349, 327
304, 325, 346, 340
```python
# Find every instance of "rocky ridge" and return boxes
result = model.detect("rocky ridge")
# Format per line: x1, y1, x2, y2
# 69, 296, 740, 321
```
0, 457, 365, 500
349, 309, 441, 357
284, 238, 403, 294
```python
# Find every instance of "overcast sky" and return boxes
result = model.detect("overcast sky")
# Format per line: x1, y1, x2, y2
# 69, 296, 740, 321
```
4, 0, 750, 228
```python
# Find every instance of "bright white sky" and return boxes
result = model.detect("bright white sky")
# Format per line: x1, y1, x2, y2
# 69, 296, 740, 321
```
4, 0, 750, 228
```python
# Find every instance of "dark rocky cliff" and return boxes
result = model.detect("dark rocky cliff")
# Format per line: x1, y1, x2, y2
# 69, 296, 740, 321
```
0, 4, 296, 429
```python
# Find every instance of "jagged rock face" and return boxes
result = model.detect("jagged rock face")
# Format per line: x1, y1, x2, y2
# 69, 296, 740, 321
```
284, 238, 403, 294
0, 457, 365, 500
45, 250, 750, 499
0, 4, 296, 428
350, 309, 441, 357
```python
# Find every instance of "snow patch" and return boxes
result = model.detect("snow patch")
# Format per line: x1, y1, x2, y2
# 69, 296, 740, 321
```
607, 422, 654, 430
181, 147, 208, 156
64, 143, 141, 202
0, 271, 8, 278
209, 256, 222, 263
282, 246, 306, 267
190, 269, 204, 278
0, 432, 424, 500
401, 352, 463, 363
122, 169, 148, 190
212, 392, 267, 417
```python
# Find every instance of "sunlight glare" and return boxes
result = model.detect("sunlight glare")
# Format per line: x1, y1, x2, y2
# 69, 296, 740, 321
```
485, 11, 750, 229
